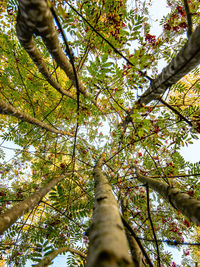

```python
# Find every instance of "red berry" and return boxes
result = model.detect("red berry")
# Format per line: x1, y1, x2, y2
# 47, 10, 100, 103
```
164, 23, 171, 31
179, 22, 187, 29
183, 219, 190, 227
60, 163, 65, 169
187, 190, 194, 197
176, 6, 185, 16
172, 26, 180, 32
184, 250, 190, 256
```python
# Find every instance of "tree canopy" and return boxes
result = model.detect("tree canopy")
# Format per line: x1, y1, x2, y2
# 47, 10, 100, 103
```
0, 0, 200, 266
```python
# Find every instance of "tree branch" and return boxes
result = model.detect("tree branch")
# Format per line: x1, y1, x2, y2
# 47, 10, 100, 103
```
133, 164, 200, 226
146, 185, 161, 267
35, 246, 86, 267
159, 98, 194, 128
183, 0, 193, 38
0, 99, 62, 134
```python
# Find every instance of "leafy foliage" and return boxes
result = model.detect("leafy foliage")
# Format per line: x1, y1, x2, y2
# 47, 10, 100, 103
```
0, 0, 200, 266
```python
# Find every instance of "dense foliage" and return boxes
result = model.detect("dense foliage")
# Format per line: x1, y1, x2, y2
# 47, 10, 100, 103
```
0, 0, 200, 266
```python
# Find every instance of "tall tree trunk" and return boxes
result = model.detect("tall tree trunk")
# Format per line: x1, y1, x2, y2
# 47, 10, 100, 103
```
122, 24, 200, 128
133, 165, 200, 226
0, 99, 62, 134
35, 247, 86, 267
138, 25, 200, 104
138, 24, 200, 105
16, 0, 95, 104
0, 174, 69, 235
86, 157, 134, 267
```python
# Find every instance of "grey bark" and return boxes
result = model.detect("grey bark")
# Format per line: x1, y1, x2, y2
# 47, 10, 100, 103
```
0, 99, 62, 134
86, 157, 134, 267
138, 24, 200, 105
133, 164, 200, 226
35, 246, 86, 267
0, 174, 68, 235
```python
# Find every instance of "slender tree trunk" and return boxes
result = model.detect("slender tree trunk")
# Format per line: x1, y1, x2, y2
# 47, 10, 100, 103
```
138, 24, 200, 105
35, 247, 86, 267
0, 174, 69, 235
125, 228, 144, 267
86, 157, 134, 267
16, 36, 76, 101
121, 217, 153, 267
0, 99, 61, 134
122, 24, 200, 128
16, 0, 87, 98
121, 202, 144, 267
133, 165, 200, 226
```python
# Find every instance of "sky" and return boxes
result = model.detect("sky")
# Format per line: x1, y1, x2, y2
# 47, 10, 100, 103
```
1, 0, 200, 266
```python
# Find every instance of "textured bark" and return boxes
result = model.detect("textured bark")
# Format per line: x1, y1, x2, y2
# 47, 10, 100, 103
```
16, 0, 86, 98
16, 35, 75, 100
0, 174, 68, 235
138, 24, 200, 105
0, 99, 61, 134
125, 229, 144, 267
121, 217, 153, 267
86, 157, 134, 267
121, 201, 144, 267
35, 247, 86, 267
133, 165, 200, 226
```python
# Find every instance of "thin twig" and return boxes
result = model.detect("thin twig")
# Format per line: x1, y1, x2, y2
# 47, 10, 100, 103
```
50, 6, 80, 166
65, 1, 152, 81
41, 201, 82, 228
159, 98, 193, 128
146, 185, 161, 267
138, 237, 200, 246
183, 0, 193, 38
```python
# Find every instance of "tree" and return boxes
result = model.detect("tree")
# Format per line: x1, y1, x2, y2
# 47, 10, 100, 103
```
0, 0, 200, 266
